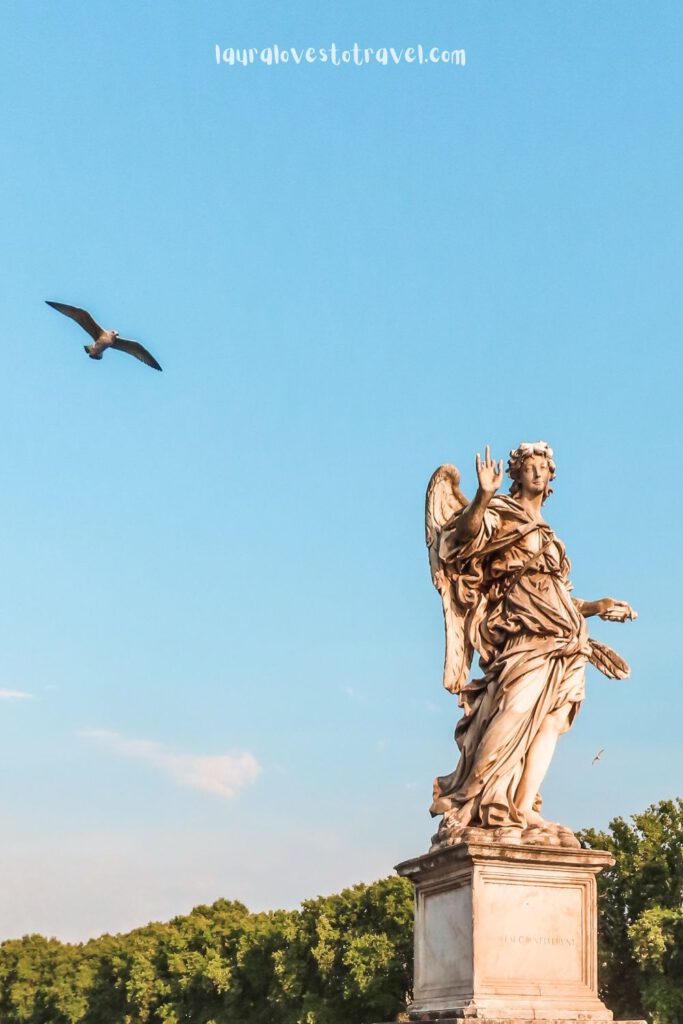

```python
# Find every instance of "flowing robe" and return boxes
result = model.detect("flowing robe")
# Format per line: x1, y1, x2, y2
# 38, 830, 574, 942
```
431, 494, 591, 830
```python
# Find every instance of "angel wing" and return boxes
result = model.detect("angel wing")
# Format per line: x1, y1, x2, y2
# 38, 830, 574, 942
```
588, 638, 630, 680
425, 465, 471, 694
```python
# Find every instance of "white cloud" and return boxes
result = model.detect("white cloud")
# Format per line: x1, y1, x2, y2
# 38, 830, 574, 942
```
0, 689, 33, 700
81, 729, 261, 799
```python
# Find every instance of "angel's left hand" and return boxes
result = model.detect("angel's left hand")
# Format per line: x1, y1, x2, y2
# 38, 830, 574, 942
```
598, 598, 637, 622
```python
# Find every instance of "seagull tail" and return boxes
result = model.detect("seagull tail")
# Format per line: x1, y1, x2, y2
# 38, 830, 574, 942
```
84, 346, 102, 361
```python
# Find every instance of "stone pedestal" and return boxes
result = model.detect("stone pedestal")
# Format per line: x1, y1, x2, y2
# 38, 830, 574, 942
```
394, 839, 643, 1023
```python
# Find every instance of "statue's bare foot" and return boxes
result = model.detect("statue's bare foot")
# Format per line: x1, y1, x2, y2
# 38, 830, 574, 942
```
524, 810, 568, 831
521, 811, 581, 848
523, 809, 549, 828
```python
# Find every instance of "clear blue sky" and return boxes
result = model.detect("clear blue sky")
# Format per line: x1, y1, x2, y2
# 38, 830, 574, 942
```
0, 0, 680, 941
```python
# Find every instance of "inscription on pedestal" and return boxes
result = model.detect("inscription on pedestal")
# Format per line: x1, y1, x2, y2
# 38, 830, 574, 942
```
479, 876, 584, 985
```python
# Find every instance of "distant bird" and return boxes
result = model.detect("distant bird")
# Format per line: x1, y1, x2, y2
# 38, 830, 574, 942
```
592, 748, 605, 765
46, 301, 162, 371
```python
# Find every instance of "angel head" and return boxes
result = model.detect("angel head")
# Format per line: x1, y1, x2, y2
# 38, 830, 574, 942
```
507, 441, 556, 503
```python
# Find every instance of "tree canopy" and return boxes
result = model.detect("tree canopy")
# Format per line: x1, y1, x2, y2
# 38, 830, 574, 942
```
0, 799, 681, 1024
0, 877, 413, 1024
579, 798, 683, 1024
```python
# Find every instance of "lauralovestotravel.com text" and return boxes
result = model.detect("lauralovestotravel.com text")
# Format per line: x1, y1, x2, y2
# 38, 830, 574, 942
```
214, 43, 467, 67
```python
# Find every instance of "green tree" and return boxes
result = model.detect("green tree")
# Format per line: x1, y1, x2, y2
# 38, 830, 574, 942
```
10, 817, 675, 1024
0, 880, 413, 1023
272, 875, 413, 1024
580, 798, 683, 1024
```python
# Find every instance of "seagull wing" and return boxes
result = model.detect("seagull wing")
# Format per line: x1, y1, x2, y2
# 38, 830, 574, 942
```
46, 301, 103, 341
111, 338, 163, 371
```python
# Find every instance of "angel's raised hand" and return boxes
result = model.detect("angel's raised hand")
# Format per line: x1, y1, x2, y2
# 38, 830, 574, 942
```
476, 445, 504, 496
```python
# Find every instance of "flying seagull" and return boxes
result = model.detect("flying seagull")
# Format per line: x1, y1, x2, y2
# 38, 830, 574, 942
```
46, 301, 162, 371
592, 749, 605, 765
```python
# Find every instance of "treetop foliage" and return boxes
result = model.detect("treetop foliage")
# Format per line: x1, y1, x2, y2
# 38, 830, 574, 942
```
579, 797, 683, 1024
1, 799, 681, 1024
0, 877, 413, 1024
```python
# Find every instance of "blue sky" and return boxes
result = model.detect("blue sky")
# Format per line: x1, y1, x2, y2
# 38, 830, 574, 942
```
0, 0, 681, 941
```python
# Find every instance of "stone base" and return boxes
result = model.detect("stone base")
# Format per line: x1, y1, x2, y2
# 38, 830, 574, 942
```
374, 1017, 645, 1023
431, 822, 582, 853
374, 1011, 647, 1019
374, 1016, 646, 1023
394, 839, 628, 1024
402, 1014, 646, 1022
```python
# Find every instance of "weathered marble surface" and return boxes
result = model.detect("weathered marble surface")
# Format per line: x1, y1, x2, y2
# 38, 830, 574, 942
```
392, 838, 645, 1024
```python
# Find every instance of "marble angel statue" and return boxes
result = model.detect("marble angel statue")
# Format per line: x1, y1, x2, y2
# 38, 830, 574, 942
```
425, 442, 636, 848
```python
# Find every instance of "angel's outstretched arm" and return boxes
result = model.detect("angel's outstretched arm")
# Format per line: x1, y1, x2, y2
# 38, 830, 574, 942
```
574, 597, 637, 621
453, 446, 504, 545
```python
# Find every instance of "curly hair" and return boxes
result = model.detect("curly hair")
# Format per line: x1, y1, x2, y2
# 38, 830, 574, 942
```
507, 441, 556, 502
